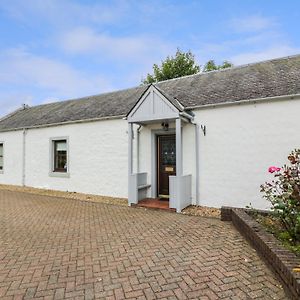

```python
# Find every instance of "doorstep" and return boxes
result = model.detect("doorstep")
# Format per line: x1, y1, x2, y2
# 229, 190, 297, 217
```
132, 198, 176, 212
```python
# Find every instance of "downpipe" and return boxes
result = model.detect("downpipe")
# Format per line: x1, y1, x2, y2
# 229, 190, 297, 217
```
191, 121, 200, 205
22, 128, 27, 186
136, 125, 142, 173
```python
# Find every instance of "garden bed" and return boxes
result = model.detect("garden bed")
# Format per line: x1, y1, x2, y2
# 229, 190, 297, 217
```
251, 211, 300, 257
221, 206, 300, 299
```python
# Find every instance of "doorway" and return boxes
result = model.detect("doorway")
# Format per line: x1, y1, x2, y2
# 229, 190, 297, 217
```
157, 135, 176, 199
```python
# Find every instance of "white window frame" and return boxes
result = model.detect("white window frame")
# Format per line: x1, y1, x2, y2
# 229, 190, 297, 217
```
49, 137, 70, 178
0, 142, 4, 174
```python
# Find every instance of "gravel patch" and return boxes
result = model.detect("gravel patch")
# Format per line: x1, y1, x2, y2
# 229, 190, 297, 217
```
182, 205, 221, 218
0, 185, 221, 218
0, 184, 128, 206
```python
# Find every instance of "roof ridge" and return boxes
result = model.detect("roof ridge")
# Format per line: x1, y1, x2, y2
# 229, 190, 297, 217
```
24, 84, 150, 111
0, 107, 24, 122
8, 54, 299, 113
154, 53, 300, 85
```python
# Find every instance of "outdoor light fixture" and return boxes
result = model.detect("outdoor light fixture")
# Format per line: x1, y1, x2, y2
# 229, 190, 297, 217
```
161, 122, 169, 131
201, 125, 206, 136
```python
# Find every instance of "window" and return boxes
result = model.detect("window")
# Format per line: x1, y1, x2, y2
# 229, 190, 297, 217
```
0, 143, 3, 171
53, 140, 67, 172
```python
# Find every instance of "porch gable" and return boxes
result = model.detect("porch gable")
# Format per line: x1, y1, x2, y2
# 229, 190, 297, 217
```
127, 85, 180, 123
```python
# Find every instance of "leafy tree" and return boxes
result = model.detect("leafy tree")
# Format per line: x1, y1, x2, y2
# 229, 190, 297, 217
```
203, 60, 234, 72
142, 49, 200, 84
142, 49, 233, 84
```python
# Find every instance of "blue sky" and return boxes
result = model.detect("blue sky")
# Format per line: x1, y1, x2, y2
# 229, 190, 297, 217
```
0, 0, 299, 117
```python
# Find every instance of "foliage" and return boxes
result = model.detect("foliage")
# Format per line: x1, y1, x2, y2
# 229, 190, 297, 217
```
255, 214, 300, 257
142, 49, 233, 84
142, 49, 200, 84
202, 60, 233, 72
260, 149, 300, 243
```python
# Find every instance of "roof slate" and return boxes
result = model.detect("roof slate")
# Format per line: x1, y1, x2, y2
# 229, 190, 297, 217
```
0, 54, 300, 131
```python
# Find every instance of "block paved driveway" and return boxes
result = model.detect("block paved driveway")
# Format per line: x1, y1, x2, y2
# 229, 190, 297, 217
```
0, 190, 289, 299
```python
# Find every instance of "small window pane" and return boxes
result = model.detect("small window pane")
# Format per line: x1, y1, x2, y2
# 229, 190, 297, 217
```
54, 140, 67, 172
56, 141, 67, 151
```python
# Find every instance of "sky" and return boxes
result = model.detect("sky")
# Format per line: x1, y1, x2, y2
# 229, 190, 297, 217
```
0, 0, 299, 117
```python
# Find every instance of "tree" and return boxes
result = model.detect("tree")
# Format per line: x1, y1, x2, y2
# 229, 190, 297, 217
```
203, 60, 233, 72
142, 49, 233, 84
142, 49, 200, 84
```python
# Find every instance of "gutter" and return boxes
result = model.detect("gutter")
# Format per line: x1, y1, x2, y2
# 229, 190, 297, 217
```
0, 114, 125, 133
179, 111, 194, 120
185, 93, 300, 111
1, 93, 299, 134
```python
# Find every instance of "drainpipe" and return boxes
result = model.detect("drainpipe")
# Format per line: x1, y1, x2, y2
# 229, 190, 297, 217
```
191, 121, 200, 205
136, 125, 142, 173
22, 128, 27, 186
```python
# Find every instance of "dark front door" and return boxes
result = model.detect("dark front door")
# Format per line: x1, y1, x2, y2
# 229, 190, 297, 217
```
157, 135, 176, 199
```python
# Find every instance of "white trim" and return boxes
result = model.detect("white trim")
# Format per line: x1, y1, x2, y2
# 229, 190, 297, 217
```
49, 137, 70, 178
150, 128, 176, 198
127, 85, 180, 123
176, 118, 183, 177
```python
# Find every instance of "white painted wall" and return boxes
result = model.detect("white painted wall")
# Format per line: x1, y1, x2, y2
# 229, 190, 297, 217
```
1, 96, 299, 209
0, 119, 129, 198
192, 97, 300, 209
0, 130, 23, 185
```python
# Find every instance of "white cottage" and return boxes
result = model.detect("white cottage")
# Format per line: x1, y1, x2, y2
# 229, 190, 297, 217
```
0, 55, 300, 212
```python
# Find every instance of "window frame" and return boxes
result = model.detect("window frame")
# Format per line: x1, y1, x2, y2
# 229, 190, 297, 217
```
49, 137, 70, 178
0, 142, 4, 174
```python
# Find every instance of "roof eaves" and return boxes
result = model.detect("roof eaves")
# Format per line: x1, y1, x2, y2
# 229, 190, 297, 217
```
0, 114, 125, 133
185, 93, 300, 111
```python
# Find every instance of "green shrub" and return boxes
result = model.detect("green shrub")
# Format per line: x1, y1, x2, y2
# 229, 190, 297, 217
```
260, 149, 300, 243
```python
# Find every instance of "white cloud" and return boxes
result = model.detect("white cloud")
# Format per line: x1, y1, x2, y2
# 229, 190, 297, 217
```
231, 45, 300, 65
0, 48, 113, 96
0, 47, 116, 116
195, 14, 299, 66
0, 0, 127, 28
59, 27, 173, 62
230, 15, 277, 33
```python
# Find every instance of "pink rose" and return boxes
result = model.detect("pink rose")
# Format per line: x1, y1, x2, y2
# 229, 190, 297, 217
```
268, 166, 281, 173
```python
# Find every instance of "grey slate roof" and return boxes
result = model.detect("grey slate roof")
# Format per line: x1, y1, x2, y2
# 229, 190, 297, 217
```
0, 54, 300, 131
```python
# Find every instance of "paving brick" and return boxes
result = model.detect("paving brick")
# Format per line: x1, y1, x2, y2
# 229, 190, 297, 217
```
0, 190, 289, 299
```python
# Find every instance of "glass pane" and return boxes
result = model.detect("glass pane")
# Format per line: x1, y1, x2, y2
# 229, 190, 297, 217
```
54, 140, 67, 172
161, 140, 176, 165
0, 156, 3, 169
56, 141, 67, 151
0, 144, 3, 156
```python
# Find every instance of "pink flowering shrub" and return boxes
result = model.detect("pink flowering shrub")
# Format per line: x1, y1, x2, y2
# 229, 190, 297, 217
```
261, 149, 300, 243
268, 166, 281, 173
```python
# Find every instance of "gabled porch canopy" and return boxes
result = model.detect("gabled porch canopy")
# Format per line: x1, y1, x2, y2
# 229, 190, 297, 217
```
126, 84, 191, 124
126, 84, 194, 212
